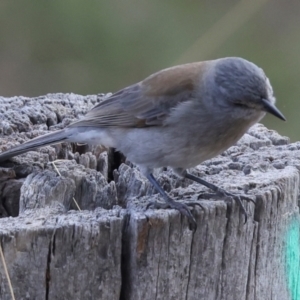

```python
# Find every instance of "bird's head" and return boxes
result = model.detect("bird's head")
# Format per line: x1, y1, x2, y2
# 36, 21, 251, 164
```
212, 57, 285, 121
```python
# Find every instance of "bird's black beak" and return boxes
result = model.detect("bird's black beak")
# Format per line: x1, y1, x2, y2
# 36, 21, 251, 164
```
261, 98, 286, 121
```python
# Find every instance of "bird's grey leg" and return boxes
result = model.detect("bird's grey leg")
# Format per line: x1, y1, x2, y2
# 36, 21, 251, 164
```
174, 168, 254, 223
146, 173, 201, 231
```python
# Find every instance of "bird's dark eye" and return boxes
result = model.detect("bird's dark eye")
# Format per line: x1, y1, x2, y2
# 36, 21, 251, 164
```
234, 102, 248, 108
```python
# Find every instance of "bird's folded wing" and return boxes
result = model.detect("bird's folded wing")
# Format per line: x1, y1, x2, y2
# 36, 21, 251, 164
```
69, 62, 206, 128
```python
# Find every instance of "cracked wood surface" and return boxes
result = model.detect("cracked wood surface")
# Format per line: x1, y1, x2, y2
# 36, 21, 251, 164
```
0, 94, 299, 300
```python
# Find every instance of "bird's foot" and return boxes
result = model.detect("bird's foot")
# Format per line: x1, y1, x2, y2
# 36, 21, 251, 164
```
146, 198, 202, 231
198, 188, 255, 223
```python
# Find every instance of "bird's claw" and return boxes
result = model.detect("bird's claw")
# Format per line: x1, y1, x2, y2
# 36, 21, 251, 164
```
146, 200, 202, 231
198, 188, 255, 224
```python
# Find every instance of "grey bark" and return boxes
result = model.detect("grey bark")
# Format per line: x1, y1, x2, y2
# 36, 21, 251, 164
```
0, 94, 299, 300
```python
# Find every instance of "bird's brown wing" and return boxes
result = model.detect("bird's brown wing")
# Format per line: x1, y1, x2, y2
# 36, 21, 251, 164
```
70, 62, 206, 128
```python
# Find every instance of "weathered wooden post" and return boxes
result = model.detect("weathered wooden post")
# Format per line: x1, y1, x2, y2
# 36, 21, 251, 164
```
0, 94, 298, 300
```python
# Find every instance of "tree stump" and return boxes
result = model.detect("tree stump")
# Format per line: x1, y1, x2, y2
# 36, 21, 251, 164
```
0, 94, 299, 300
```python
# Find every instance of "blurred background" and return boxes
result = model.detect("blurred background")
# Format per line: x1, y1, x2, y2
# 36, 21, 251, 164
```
0, 0, 299, 140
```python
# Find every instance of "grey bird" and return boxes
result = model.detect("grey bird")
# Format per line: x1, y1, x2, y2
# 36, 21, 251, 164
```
0, 57, 285, 230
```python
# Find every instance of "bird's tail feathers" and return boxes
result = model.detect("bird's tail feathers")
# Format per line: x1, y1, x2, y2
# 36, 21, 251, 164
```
0, 129, 70, 162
